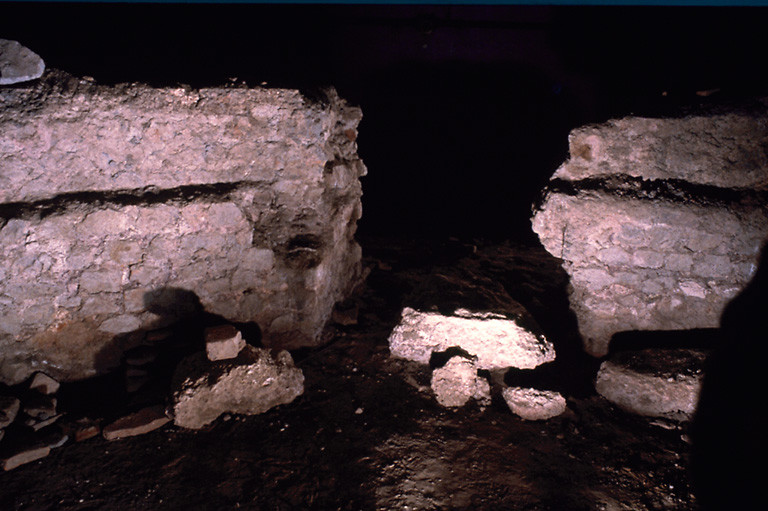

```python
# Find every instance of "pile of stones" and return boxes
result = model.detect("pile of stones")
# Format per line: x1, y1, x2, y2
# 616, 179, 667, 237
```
388, 271, 566, 421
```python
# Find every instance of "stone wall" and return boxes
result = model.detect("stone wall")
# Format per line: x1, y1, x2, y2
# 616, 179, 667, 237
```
532, 103, 768, 356
0, 71, 366, 384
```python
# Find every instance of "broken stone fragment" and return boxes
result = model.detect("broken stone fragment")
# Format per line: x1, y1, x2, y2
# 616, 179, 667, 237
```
22, 395, 57, 421
1, 445, 50, 471
595, 348, 706, 422
389, 307, 555, 371
0, 39, 45, 85
24, 413, 63, 432
430, 356, 491, 408
205, 324, 246, 361
0, 395, 20, 428
29, 372, 60, 395
67, 417, 102, 442
102, 405, 171, 441
502, 387, 567, 421
171, 345, 304, 429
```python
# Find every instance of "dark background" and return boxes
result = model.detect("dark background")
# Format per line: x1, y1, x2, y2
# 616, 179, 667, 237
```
3, 3, 768, 239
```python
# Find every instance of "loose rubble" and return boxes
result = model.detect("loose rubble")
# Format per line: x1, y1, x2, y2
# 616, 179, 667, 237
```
595, 348, 706, 421
502, 387, 567, 421
430, 356, 491, 408
205, 324, 246, 361
171, 344, 304, 429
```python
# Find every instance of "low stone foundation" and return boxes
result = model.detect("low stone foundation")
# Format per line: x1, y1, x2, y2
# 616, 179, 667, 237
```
532, 103, 768, 356
0, 71, 366, 384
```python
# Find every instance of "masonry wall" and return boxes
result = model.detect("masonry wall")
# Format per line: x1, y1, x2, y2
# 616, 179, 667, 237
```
0, 72, 366, 384
532, 103, 768, 356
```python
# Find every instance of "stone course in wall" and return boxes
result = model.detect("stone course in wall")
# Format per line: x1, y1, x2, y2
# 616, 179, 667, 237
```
532, 102, 768, 356
0, 71, 366, 384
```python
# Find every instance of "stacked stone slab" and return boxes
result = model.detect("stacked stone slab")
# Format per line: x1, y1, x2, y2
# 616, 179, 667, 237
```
532, 104, 768, 356
0, 70, 366, 384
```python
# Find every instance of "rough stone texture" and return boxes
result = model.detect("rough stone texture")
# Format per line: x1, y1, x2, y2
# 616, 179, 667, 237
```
0, 395, 20, 428
595, 349, 706, 422
389, 307, 555, 370
0, 71, 366, 384
0, 39, 45, 85
502, 387, 567, 421
532, 105, 768, 356
171, 344, 304, 429
205, 324, 245, 361
430, 356, 491, 408
102, 405, 170, 440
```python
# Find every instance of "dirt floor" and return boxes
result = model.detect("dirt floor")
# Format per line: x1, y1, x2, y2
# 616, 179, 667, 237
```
1, 237, 699, 510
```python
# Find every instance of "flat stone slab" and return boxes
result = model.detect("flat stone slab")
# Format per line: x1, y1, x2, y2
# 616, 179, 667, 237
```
595, 348, 707, 421
389, 307, 555, 370
103, 405, 170, 440
0, 39, 45, 85
1, 445, 50, 471
430, 356, 491, 408
171, 345, 304, 429
502, 387, 567, 421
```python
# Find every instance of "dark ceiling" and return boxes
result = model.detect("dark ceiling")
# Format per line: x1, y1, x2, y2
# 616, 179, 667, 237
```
2, 3, 768, 239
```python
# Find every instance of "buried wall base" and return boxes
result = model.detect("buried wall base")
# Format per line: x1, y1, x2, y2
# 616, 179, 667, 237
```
0, 71, 366, 384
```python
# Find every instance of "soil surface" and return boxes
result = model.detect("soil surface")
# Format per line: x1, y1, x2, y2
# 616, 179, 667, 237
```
1, 237, 698, 510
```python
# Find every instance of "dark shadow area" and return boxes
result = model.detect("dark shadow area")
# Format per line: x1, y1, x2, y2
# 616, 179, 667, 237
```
608, 328, 721, 355
691, 245, 768, 510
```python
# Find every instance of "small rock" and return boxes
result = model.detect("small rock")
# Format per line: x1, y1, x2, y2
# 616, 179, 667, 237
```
595, 348, 706, 421
145, 328, 174, 343
204, 324, 246, 361
0, 395, 20, 428
68, 417, 102, 442
502, 387, 567, 421
29, 372, 60, 395
0, 39, 45, 85
23, 395, 57, 421
171, 345, 304, 429
102, 405, 170, 441
430, 356, 491, 408
1, 445, 50, 471
125, 374, 152, 394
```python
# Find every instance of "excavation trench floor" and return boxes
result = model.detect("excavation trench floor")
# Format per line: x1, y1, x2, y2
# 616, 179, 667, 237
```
1, 237, 697, 510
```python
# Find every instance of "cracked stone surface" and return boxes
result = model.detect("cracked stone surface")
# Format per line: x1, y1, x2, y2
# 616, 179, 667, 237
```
532, 102, 768, 356
0, 71, 366, 384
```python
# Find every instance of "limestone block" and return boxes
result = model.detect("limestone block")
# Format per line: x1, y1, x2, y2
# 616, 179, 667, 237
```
389, 307, 555, 370
532, 105, 768, 356
595, 349, 706, 422
0, 39, 45, 85
502, 387, 567, 421
204, 324, 245, 361
0, 71, 366, 384
171, 345, 304, 429
430, 356, 491, 408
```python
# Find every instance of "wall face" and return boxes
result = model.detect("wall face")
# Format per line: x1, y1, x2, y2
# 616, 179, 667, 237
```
0, 72, 366, 384
532, 104, 768, 356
